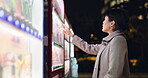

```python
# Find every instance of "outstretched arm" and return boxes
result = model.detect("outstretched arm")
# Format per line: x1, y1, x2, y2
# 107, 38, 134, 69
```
72, 35, 101, 55
62, 23, 101, 55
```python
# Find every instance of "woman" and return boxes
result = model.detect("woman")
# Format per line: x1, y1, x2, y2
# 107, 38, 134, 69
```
63, 9, 130, 78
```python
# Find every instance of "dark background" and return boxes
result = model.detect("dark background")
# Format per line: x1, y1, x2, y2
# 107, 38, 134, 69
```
63, 0, 148, 73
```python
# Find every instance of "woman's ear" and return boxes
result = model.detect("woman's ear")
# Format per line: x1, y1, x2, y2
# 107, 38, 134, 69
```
110, 20, 115, 26
110, 20, 115, 30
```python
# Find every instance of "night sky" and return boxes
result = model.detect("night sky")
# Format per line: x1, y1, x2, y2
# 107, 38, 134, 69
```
64, 0, 106, 42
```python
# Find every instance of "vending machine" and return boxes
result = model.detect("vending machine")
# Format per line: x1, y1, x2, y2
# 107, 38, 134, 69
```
49, 0, 76, 77
49, 0, 65, 78
0, 0, 44, 78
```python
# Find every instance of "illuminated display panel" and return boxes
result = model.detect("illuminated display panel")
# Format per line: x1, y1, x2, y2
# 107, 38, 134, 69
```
65, 41, 70, 60
64, 60, 70, 75
0, 0, 43, 37
70, 29, 75, 57
0, 20, 43, 78
64, 18, 70, 59
52, 8, 64, 71
0, 0, 33, 22
64, 18, 70, 75
0, 0, 44, 78
31, 1, 44, 78
52, 0, 64, 21
0, 21, 31, 78
32, 0, 44, 37
64, 18, 70, 41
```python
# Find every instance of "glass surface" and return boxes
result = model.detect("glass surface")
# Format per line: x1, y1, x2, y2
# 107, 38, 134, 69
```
0, 20, 43, 78
0, 0, 44, 78
64, 60, 70, 75
52, 9, 64, 71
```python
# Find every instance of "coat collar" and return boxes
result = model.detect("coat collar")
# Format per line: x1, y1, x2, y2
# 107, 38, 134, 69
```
102, 30, 124, 42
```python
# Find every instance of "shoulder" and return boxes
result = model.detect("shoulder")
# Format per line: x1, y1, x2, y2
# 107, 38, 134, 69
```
109, 35, 128, 54
110, 35, 127, 45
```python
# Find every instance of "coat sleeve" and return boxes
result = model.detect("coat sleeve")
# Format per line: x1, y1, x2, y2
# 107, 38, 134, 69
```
104, 36, 128, 78
72, 35, 101, 55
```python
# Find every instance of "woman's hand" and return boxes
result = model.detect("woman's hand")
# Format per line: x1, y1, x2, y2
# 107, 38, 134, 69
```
62, 23, 74, 37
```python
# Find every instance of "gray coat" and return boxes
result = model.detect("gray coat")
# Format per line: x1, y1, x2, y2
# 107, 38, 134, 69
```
72, 31, 130, 78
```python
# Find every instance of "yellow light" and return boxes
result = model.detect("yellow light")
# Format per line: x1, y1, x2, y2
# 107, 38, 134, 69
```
132, 62, 136, 66
78, 57, 96, 61
94, 37, 98, 40
130, 59, 134, 63
90, 34, 94, 39
134, 59, 138, 63
121, 0, 124, 3
78, 58, 85, 61
144, 2, 148, 8
138, 15, 143, 20
87, 57, 96, 61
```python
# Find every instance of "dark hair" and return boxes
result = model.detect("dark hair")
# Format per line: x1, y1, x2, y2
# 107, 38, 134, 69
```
104, 9, 129, 32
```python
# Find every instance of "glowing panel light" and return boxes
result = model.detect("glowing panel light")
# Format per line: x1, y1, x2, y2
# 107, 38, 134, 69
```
38, 35, 43, 40
30, 29, 34, 35
34, 31, 38, 38
21, 23, 26, 31
0, 9, 43, 40
26, 26, 30, 33
0, 9, 6, 20
38, 35, 41, 39
15, 20, 20, 28
7, 15, 14, 24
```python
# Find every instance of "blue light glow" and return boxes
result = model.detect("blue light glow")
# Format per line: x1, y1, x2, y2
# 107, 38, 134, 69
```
38, 35, 41, 39
26, 26, 30, 33
21, 23, 26, 30
15, 20, 20, 28
7, 15, 13, 21
0, 10, 5, 17
34, 32, 38, 38
40, 36, 43, 40
0, 9, 43, 39
0, 9, 6, 20
30, 29, 34, 35
36, 33, 38, 38
7, 15, 14, 24
34, 31, 37, 36
38, 35, 43, 40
